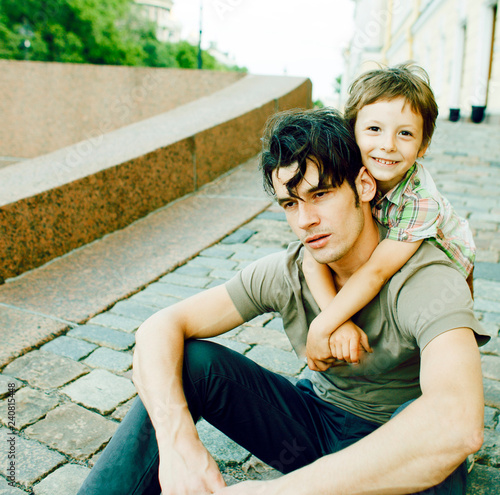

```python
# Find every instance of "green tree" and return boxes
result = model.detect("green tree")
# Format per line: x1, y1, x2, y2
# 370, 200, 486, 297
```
0, 0, 246, 71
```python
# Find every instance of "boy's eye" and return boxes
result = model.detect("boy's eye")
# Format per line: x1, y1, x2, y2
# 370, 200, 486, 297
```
367, 126, 380, 132
400, 130, 413, 137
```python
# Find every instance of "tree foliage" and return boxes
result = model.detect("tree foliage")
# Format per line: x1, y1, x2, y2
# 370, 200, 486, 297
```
0, 0, 246, 71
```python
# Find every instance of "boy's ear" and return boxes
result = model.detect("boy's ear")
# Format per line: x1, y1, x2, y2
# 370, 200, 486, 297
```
418, 141, 429, 158
356, 167, 377, 202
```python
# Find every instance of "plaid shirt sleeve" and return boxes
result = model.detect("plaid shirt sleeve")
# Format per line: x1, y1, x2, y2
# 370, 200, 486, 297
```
385, 196, 441, 243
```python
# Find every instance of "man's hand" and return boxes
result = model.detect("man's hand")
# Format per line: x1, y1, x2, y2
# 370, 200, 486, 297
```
328, 320, 372, 364
159, 437, 226, 495
306, 313, 337, 371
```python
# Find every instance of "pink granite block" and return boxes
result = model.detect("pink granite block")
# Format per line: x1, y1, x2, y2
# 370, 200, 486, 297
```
195, 101, 275, 187
277, 80, 313, 111
0, 139, 195, 280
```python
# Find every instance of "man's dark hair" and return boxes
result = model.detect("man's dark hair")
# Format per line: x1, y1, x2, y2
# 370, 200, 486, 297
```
260, 108, 362, 199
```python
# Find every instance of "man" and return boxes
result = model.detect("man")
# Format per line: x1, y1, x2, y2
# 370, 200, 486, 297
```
78, 108, 488, 495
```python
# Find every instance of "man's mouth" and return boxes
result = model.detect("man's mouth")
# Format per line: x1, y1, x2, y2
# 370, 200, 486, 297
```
305, 233, 331, 249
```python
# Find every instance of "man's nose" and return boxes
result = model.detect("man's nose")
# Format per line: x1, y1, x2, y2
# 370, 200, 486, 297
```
297, 202, 320, 229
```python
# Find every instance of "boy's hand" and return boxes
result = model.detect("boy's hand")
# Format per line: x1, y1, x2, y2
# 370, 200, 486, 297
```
306, 315, 373, 371
329, 320, 373, 364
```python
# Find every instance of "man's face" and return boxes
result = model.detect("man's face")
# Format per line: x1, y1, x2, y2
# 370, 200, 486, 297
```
272, 160, 365, 266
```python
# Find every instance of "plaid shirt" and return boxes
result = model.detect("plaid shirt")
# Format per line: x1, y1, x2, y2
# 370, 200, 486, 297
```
372, 163, 475, 277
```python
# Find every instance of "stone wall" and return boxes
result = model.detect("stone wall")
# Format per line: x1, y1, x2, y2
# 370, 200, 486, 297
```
0, 60, 245, 158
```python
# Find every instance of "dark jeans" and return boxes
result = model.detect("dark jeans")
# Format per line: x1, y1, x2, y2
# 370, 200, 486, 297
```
78, 340, 467, 494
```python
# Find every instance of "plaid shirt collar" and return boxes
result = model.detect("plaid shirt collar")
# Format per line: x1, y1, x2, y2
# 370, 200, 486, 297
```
372, 163, 418, 207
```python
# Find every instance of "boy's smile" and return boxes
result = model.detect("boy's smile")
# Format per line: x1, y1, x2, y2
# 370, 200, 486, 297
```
354, 97, 428, 194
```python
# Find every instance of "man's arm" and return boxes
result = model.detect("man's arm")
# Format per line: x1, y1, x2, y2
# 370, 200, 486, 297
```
133, 284, 245, 495
221, 327, 484, 495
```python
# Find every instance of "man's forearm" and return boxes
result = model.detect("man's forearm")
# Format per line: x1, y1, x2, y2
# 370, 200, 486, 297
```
133, 308, 199, 446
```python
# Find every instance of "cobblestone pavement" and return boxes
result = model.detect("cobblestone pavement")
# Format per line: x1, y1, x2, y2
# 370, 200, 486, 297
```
0, 120, 500, 494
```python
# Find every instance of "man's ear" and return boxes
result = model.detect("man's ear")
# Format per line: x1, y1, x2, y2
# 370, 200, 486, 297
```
356, 167, 377, 202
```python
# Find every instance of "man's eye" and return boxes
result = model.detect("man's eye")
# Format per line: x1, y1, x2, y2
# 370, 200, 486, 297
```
283, 202, 296, 209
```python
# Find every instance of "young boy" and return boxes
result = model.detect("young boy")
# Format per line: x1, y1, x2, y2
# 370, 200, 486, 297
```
304, 63, 476, 370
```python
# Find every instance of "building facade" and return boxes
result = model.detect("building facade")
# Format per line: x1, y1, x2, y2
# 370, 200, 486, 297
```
342, 0, 500, 123
135, 0, 181, 42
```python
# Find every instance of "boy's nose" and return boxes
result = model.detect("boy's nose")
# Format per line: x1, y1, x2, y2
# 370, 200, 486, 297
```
381, 135, 396, 152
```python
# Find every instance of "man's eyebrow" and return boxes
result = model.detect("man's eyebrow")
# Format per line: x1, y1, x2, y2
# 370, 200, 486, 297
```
276, 184, 329, 206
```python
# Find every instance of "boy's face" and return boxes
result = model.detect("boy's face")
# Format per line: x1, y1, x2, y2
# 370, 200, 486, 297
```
354, 97, 427, 194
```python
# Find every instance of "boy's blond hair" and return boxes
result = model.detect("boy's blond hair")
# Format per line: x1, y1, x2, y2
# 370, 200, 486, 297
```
344, 62, 438, 149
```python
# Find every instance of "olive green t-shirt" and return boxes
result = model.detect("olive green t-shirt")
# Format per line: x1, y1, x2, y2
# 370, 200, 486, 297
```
225, 240, 488, 424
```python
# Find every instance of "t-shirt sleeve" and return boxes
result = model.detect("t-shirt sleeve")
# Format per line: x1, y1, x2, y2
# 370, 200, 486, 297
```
394, 262, 489, 351
224, 250, 291, 322
386, 197, 441, 243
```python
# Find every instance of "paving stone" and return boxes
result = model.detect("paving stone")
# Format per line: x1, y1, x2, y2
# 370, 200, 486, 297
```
68, 325, 135, 351
481, 336, 500, 356
484, 378, 500, 409
40, 336, 97, 361
108, 300, 158, 322
200, 246, 235, 259
0, 476, 26, 494
220, 228, 256, 245
257, 210, 287, 222
210, 269, 238, 280
467, 464, 500, 494
205, 337, 251, 355
244, 314, 275, 327
86, 313, 142, 333
159, 273, 212, 289
475, 263, 500, 281
264, 318, 285, 332
0, 387, 59, 430
246, 345, 305, 376
147, 281, 203, 299
111, 397, 135, 421
485, 406, 499, 429
206, 279, 225, 289
241, 456, 282, 481
475, 298, 500, 314
128, 291, 179, 309
0, 376, 22, 400
174, 265, 212, 277
0, 426, 65, 487
483, 312, 500, 325
2, 351, 88, 390
476, 429, 500, 467
62, 369, 136, 415
24, 403, 117, 460
236, 327, 293, 352
33, 464, 90, 495
197, 420, 250, 465
482, 355, 500, 381
83, 347, 133, 373
188, 256, 238, 271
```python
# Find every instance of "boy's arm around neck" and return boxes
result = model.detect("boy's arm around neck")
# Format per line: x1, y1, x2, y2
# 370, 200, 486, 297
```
310, 238, 424, 338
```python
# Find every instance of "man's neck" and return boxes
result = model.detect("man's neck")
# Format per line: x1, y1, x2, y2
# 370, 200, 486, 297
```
328, 217, 381, 290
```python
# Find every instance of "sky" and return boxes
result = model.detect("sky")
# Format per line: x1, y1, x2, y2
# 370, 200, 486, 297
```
171, 0, 356, 103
